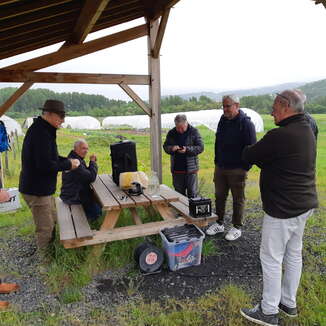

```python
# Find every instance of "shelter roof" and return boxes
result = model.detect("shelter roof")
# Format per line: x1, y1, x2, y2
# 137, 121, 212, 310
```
0, 0, 179, 60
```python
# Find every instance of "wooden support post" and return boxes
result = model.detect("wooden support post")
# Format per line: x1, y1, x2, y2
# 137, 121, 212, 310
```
15, 130, 19, 152
4, 151, 9, 175
148, 19, 162, 182
10, 132, 16, 160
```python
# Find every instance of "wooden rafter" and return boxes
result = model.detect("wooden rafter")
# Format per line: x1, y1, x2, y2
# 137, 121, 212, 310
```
3, 24, 147, 71
119, 83, 152, 116
0, 82, 33, 117
152, 8, 170, 58
0, 71, 150, 85
66, 0, 111, 45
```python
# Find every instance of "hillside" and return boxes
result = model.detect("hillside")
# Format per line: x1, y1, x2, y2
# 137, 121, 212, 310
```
300, 79, 326, 101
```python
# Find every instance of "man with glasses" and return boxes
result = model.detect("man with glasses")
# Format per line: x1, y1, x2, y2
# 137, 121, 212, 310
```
19, 100, 80, 254
240, 90, 318, 325
206, 95, 256, 240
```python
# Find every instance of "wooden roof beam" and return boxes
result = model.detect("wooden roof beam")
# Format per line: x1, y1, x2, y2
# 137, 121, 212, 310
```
119, 83, 152, 116
0, 71, 150, 85
0, 82, 33, 117
4, 24, 148, 72
152, 8, 170, 58
65, 0, 111, 45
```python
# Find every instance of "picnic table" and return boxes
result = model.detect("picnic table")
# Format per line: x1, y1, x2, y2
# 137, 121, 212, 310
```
58, 174, 217, 249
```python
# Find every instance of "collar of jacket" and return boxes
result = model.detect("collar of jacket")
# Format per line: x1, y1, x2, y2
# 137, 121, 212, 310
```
220, 109, 247, 123
69, 150, 83, 161
35, 116, 57, 136
277, 113, 304, 127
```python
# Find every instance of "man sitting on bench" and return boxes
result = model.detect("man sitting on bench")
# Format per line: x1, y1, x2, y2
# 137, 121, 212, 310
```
60, 139, 101, 221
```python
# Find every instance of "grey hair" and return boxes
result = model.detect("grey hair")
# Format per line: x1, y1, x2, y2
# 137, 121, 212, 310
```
278, 90, 304, 113
74, 139, 87, 150
174, 114, 187, 124
222, 94, 240, 104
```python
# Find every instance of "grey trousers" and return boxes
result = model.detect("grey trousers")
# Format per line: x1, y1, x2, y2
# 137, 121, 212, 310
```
22, 194, 57, 250
260, 209, 313, 314
172, 173, 198, 198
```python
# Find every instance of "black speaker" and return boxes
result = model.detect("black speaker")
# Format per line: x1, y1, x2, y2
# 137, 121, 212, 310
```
110, 140, 137, 185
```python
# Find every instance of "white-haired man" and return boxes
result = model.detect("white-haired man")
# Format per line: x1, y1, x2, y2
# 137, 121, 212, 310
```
240, 90, 318, 326
60, 139, 101, 221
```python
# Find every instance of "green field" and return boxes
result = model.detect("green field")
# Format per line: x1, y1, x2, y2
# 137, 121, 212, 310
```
0, 114, 325, 326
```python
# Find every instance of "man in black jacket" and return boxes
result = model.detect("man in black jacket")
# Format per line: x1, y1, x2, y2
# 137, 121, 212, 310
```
206, 95, 256, 241
19, 100, 80, 251
240, 90, 318, 326
163, 114, 204, 198
60, 139, 101, 221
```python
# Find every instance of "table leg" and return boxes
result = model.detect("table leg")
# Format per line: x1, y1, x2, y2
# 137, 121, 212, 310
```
87, 209, 121, 273
153, 203, 176, 220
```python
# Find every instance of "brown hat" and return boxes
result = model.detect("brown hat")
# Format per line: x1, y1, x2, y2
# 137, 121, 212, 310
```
39, 99, 66, 117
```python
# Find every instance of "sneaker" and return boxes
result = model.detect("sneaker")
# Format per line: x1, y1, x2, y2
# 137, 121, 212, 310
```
225, 227, 242, 241
205, 222, 224, 235
240, 304, 279, 326
278, 302, 298, 317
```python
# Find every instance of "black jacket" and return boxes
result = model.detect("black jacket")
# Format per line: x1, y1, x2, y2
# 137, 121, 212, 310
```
242, 114, 318, 219
215, 109, 256, 171
163, 125, 204, 173
60, 150, 98, 205
19, 116, 71, 196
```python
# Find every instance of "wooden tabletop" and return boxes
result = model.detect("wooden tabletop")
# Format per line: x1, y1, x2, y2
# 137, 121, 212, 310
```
91, 174, 179, 211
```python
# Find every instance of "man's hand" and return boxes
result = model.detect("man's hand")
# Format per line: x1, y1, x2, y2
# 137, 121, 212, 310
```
0, 189, 10, 203
172, 145, 180, 152
90, 154, 97, 162
177, 146, 186, 154
70, 158, 80, 170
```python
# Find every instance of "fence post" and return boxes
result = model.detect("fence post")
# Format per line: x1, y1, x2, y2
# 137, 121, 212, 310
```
11, 131, 16, 160
15, 130, 19, 151
4, 150, 9, 175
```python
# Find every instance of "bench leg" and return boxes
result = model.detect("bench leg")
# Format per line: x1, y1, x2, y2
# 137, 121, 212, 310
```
86, 210, 121, 273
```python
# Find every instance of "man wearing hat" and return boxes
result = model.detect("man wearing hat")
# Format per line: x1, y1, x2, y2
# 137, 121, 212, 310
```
19, 99, 80, 253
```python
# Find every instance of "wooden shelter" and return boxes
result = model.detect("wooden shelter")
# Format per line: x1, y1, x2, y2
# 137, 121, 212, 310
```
0, 0, 181, 181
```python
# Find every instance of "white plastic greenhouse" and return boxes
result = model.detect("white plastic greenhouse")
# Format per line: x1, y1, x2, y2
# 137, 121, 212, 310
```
102, 108, 264, 132
22, 117, 36, 129
0, 115, 23, 135
62, 116, 101, 130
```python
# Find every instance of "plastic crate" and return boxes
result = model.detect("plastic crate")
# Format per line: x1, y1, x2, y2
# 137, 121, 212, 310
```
0, 188, 21, 213
159, 224, 205, 271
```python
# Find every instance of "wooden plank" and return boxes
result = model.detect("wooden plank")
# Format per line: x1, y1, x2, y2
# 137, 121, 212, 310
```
158, 184, 179, 202
0, 82, 33, 117
99, 174, 135, 208
142, 190, 166, 204
66, 0, 111, 44
4, 24, 147, 71
0, 71, 150, 86
70, 205, 93, 240
119, 83, 152, 116
63, 218, 188, 248
130, 208, 142, 225
55, 198, 77, 241
148, 18, 162, 181
91, 175, 120, 210
152, 8, 170, 58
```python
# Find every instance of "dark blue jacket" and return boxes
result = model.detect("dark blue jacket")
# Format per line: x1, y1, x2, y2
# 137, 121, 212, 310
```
215, 110, 256, 171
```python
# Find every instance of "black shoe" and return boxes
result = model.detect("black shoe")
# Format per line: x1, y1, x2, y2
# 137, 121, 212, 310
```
278, 302, 298, 317
240, 304, 279, 326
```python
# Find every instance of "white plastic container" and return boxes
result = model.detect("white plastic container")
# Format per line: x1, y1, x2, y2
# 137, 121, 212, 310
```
0, 188, 21, 213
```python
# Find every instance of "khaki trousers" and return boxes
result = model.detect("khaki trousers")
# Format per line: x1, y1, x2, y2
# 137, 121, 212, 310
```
22, 194, 57, 250
214, 166, 247, 226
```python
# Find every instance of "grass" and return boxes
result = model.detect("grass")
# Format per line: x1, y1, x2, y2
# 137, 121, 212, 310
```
0, 114, 325, 325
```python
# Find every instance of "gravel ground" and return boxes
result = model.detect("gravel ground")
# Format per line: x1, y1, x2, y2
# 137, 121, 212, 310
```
0, 211, 323, 323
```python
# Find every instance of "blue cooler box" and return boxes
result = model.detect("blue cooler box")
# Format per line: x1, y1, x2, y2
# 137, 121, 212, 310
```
160, 224, 205, 271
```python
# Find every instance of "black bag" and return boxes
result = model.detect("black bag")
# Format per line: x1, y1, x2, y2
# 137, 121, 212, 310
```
110, 140, 137, 185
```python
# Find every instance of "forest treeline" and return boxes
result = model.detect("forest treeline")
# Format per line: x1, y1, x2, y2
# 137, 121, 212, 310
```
1, 86, 325, 119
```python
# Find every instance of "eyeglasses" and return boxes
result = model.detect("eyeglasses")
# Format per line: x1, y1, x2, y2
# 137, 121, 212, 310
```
222, 104, 233, 109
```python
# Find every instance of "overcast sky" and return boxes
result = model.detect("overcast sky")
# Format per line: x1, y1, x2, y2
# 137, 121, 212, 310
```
1, 0, 326, 100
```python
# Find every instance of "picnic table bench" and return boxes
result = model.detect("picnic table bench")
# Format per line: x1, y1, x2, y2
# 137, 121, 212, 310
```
56, 174, 217, 249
